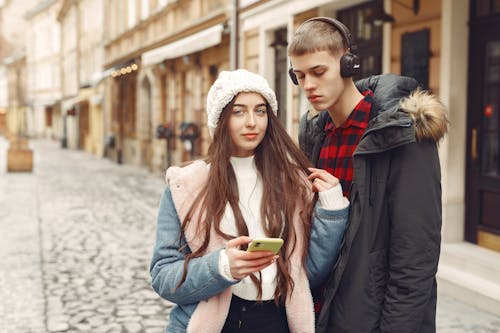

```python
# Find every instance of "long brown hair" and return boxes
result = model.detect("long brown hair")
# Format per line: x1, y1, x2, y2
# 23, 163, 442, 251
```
177, 96, 315, 304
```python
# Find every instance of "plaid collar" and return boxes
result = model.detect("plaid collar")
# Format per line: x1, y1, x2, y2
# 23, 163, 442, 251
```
325, 90, 373, 132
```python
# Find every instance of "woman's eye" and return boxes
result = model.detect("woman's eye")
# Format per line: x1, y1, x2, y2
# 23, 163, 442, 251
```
232, 109, 244, 116
255, 108, 267, 115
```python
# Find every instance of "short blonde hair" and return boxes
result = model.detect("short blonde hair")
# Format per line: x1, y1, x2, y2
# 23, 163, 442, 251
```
288, 19, 346, 57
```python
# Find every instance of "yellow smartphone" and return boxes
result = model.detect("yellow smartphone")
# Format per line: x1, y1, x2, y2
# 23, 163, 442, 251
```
247, 238, 284, 254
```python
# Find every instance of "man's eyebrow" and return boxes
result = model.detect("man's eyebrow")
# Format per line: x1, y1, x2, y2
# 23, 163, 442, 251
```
293, 65, 326, 73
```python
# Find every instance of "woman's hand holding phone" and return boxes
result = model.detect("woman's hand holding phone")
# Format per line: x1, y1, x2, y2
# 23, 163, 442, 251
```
225, 236, 280, 280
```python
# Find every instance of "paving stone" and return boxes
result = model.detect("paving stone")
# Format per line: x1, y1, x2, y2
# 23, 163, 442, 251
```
123, 322, 143, 332
47, 318, 70, 332
138, 305, 163, 316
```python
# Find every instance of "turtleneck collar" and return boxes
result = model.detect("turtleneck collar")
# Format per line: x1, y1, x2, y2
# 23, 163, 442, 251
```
229, 155, 255, 173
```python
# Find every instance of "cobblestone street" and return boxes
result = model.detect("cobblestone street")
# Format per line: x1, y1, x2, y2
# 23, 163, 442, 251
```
1, 137, 500, 333
1, 137, 171, 333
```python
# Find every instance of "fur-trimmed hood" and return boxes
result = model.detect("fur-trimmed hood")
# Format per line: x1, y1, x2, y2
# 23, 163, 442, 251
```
353, 74, 448, 155
400, 89, 448, 143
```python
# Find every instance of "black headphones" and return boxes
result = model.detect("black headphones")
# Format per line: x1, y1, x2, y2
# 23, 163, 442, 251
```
288, 16, 360, 85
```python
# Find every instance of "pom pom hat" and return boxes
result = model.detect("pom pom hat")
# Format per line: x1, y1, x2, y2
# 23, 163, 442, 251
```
206, 69, 278, 136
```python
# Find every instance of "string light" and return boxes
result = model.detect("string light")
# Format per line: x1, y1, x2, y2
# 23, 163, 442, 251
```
110, 63, 139, 77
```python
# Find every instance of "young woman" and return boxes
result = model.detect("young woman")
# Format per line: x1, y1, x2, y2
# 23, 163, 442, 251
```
150, 69, 349, 333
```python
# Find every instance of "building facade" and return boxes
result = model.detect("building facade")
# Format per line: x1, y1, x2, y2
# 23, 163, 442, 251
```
58, 0, 79, 149
102, 0, 231, 171
78, 0, 106, 156
57, 0, 105, 155
25, 0, 63, 139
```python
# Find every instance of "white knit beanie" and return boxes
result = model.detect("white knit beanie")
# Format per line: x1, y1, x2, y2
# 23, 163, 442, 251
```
206, 69, 278, 136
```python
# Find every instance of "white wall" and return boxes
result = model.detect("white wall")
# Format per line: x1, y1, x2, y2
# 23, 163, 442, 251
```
439, 0, 469, 243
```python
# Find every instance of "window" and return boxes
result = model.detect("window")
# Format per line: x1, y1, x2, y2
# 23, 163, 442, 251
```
401, 29, 430, 90
338, 1, 383, 80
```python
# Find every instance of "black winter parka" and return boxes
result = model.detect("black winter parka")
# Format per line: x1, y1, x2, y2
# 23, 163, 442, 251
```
299, 74, 448, 333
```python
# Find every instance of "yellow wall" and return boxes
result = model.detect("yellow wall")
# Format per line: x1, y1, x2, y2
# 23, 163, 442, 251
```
243, 29, 260, 73
390, 0, 442, 94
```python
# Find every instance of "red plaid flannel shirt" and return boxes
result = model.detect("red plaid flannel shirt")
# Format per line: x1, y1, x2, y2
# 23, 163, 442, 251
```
314, 90, 373, 315
317, 90, 373, 197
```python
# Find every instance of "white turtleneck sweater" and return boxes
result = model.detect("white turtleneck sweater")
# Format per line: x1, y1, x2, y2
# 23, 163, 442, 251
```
218, 155, 348, 301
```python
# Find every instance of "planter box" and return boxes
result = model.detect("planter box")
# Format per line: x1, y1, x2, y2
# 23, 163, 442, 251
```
7, 148, 33, 172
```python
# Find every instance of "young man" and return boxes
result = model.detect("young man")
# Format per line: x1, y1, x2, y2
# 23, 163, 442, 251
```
288, 17, 448, 332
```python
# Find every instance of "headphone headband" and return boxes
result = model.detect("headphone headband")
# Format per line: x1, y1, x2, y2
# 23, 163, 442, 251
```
302, 17, 357, 53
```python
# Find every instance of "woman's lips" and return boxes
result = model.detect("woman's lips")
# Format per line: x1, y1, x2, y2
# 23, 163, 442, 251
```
243, 134, 258, 139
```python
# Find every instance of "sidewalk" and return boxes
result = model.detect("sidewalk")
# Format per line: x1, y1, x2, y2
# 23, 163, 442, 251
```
0, 137, 499, 332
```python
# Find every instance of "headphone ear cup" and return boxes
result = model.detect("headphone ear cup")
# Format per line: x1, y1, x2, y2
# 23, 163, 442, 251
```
340, 53, 361, 78
288, 67, 299, 85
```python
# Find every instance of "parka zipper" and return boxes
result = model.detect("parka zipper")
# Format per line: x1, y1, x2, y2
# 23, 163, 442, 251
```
320, 119, 412, 316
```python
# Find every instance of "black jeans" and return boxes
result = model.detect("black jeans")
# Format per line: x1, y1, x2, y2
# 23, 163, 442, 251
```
221, 295, 290, 333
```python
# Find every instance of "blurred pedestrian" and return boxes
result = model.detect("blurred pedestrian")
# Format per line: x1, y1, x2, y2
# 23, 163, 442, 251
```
288, 17, 448, 333
150, 69, 349, 333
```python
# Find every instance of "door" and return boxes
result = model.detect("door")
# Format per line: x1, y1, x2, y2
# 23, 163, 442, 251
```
78, 101, 89, 151
466, 4, 500, 251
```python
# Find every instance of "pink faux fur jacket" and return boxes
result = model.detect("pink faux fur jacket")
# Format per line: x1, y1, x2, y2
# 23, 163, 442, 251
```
166, 160, 315, 333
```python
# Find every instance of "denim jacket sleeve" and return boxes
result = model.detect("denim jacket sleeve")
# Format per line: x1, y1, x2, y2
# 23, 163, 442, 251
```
150, 187, 238, 305
306, 203, 349, 289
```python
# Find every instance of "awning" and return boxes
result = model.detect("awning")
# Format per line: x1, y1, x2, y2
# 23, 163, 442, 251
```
61, 87, 96, 112
141, 24, 224, 67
